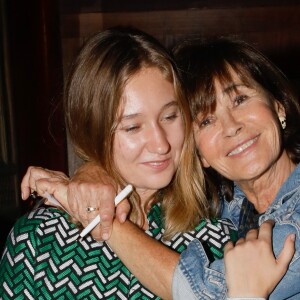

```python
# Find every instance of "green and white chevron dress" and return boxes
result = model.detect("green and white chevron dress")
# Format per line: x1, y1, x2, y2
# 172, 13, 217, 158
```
0, 204, 237, 299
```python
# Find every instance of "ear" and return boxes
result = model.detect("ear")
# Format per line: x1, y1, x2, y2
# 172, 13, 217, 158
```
275, 100, 286, 119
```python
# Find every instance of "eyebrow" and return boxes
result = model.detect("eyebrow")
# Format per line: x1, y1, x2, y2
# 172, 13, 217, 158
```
223, 83, 247, 95
121, 100, 179, 120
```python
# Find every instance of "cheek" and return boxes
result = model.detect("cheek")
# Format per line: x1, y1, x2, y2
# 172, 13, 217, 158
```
268, 121, 282, 152
113, 135, 142, 166
194, 129, 213, 155
193, 128, 219, 168
114, 132, 140, 151
255, 107, 282, 147
113, 136, 135, 169
166, 120, 185, 153
112, 139, 136, 180
175, 127, 185, 150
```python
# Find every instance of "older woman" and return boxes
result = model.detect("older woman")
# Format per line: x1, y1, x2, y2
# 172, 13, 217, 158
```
171, 37, 300, 299
19, 37, 298, 299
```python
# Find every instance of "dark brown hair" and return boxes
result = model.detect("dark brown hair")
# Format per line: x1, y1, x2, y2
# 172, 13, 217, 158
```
174, 37, 300, 201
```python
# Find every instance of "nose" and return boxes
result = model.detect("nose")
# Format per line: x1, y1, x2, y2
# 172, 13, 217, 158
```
147, 124, 170, 155
221, 110, 243, 137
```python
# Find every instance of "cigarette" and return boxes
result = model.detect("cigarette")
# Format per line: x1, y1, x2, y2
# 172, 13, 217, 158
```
79, 184, 133, 239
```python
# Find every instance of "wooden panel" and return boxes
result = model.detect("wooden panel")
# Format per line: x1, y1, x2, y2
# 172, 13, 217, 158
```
60, 5, 300, 77
59, 2, 300, 173
60, 0, 300, 13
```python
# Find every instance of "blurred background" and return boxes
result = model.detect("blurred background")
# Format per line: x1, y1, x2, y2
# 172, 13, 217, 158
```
1, 0, 300, 251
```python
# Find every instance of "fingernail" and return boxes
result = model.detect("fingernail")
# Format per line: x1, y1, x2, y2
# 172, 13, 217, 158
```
21, 192, 24, 200
290, 234, 296, 242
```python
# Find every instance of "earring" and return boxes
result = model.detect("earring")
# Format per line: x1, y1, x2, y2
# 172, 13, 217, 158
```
279, 116, 286, 129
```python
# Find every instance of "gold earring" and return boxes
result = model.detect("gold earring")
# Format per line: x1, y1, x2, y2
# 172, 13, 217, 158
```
279, 116, 286, 129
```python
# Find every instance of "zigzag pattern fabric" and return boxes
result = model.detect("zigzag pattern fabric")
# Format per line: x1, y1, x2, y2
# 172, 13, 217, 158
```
0, 205, 237, 299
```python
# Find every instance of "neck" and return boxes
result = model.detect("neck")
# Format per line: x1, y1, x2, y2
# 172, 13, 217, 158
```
137, 188, 157, 208
237, 151, 296, 213
135, 188, 158, 230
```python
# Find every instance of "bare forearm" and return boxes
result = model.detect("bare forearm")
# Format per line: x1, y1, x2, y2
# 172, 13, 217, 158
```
107, 220, 179, 300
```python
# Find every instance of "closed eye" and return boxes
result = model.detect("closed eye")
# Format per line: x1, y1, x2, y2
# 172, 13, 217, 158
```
123, 125, 140, 133
162, 112, 179, 122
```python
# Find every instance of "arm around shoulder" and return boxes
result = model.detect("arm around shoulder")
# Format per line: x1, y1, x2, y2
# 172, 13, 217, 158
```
107, 219, 179, 300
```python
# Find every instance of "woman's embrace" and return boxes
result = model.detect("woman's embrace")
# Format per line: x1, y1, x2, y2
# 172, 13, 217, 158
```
2, 33, 299, 299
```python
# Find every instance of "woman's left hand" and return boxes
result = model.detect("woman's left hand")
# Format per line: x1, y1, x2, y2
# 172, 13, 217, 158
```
21, 166, 70, 207
224, 220, 295, 298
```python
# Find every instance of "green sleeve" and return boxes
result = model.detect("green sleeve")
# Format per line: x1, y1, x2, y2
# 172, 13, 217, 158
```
0, 213, 42, 299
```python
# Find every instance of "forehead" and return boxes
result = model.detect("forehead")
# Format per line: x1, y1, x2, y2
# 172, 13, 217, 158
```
214, 73, 248, 95
214, 65, 255, 89
120, 67, 176, 114
215, 66, 268, 101
193, 66, 258, 118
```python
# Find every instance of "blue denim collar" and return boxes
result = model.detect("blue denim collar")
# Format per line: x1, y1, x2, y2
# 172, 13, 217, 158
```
232, 164, 300, 226
233, 163, 300, 208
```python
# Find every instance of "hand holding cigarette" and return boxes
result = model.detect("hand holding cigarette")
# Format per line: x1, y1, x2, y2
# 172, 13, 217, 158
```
35, 183, 133, 240
79, 184, 133, 239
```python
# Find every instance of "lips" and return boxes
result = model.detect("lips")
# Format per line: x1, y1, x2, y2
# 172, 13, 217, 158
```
227, 136, 258, 156
142, 158, 171, 170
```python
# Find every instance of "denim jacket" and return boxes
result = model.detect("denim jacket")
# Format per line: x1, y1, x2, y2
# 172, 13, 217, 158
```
173, 164, 300, 300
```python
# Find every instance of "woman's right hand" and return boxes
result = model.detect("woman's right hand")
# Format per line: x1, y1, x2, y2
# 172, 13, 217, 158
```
224, 220, 295, 299
20, 163, 131, 240
67, 162, 131, 240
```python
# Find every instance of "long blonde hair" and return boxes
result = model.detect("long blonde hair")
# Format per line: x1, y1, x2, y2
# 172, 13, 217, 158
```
64, 27, 215, 238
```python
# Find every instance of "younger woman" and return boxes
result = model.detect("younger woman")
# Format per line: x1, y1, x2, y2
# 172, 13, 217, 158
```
0, 28, 236, 299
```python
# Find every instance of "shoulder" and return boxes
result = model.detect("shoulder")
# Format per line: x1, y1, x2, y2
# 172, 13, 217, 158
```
7, 207, 76, 245
0, 207, 76, 270
15, 207, 70, 228
163, 218, 237, 257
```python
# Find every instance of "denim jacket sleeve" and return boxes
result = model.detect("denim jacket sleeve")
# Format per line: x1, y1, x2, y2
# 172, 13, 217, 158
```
173, 166, 300, 300
172, 222, 300, 300
172, 239, 227, 300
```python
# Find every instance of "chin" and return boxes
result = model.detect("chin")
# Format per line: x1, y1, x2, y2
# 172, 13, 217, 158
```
145, 178, 173, 191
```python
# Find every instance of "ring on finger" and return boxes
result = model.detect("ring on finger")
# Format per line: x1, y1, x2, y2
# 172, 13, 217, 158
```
86, 206, 99, 213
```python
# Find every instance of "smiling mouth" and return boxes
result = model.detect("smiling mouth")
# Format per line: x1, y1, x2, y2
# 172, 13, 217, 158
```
148, 159, 169, 166
228, 136, 258, 156
149, 161, 166, 166
144, 159, 171, 169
